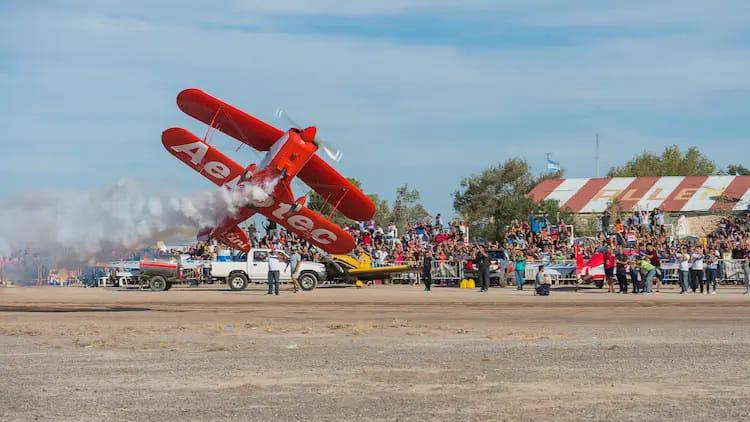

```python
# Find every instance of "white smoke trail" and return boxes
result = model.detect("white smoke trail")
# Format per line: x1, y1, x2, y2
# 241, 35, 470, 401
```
0, 178, 277, 262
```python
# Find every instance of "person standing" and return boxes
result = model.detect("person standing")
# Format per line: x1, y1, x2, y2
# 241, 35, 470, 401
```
615, 250, 629, 294
690, 246, 705, 293
422, 249, 433, 292
647, 244, 662, 293
288, 248, 301, 293
601, 210, 611, 236
604, 249, 616, 293
496, 247, 509, 287
476, 246, 490, 292
629, 255, 641, 294
267, 250, 282, 295
514, 252, 526, 291
705, 249, 718, 294
678, 246, 691, 294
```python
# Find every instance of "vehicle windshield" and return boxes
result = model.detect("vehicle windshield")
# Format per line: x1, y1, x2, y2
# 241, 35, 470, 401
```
257, 132, 289, 171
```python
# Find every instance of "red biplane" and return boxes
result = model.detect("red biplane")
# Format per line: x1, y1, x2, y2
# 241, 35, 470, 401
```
162, 88, 375, 254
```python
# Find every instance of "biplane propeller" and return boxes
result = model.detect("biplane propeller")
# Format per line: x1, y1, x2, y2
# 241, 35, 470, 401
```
161, 88, 375, 254
275, 109, 343, 162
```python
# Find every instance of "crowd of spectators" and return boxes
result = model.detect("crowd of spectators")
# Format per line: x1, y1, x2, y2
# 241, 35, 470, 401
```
4, 206, 749, 292
183, 209, 749, 275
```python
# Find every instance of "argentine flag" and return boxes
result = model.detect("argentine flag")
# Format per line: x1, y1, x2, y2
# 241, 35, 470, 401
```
546, 158, 561, 172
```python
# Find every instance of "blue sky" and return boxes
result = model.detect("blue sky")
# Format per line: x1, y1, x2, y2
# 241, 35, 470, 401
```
3, 0, 750, 216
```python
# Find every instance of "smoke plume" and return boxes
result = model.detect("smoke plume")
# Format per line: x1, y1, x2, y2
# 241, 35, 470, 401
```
0, 178, 277, 263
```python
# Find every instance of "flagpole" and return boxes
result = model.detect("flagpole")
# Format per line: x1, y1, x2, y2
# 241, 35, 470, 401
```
595, 134, 600, 178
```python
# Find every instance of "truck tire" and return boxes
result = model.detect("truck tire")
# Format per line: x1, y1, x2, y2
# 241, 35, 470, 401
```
228, 273, 248, 291
149, 276, 168, 292
594, 279, 604, 289
299, 272, 318, 291
164, 281, 173, 291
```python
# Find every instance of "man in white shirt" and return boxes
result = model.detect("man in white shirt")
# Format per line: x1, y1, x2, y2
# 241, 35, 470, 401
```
678, 246, 691, 294
375, 248, 388, 267
267, 249, 284, 295
690, 246, 705, 293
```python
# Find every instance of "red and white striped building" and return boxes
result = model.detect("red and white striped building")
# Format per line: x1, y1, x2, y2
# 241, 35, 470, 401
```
529, 176, 750, 213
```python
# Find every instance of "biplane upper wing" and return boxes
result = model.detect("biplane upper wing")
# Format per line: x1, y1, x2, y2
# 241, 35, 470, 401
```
176, 88, 375, 221
298, 158, 376, 222
162, 127, 254, 252
177, 88, 283, 151
259, 204, 356, 254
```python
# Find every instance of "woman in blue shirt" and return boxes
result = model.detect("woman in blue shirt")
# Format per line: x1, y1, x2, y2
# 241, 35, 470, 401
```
514, 252, 526, 290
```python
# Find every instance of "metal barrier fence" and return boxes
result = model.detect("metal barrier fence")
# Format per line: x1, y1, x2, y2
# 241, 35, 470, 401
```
657, 260, 748, 284
383, 259, 749, 286
523, 260, 578, 285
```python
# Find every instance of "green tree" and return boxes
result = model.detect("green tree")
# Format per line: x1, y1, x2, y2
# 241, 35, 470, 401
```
453, 158, 569, 242
726, 164, 750, 176
369, 193, 391, 227
607, 145, 717, 177
391, 184, 429, 232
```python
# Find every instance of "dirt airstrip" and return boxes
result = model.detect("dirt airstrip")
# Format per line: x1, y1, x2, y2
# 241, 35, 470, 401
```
1, 285, 750, 421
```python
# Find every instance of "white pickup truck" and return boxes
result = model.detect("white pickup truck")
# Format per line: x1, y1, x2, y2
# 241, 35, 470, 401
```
210, 249, 327, 291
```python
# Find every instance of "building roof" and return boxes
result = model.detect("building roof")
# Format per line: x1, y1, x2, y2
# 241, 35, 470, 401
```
529, 176, 750, 213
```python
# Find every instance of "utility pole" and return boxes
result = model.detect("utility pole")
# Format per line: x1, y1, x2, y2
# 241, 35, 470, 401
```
595, 133, 600, 178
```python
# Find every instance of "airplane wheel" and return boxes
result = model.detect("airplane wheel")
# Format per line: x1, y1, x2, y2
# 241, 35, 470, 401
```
149, 276, 167, 292
228, 273, 248, 291
299, 272, 318, 291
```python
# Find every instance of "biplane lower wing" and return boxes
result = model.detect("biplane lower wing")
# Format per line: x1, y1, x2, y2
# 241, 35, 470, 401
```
258, 203, 356, 254
298, 156, 376, 222
177, 88, 283, 151
162, 127, 246, 187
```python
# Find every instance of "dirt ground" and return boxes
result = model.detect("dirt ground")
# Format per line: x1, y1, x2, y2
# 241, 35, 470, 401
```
2, 284, 750, 421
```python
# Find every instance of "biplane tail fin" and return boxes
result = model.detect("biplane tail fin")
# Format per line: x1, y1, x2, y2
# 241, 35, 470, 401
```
212, 224, 252, 253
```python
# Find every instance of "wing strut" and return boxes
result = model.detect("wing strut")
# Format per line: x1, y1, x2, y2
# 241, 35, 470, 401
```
328, 189, 349, 220
203, 107, 223, 144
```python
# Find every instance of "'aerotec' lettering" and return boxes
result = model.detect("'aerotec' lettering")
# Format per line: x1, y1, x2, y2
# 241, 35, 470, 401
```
170, 140, 340, 247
